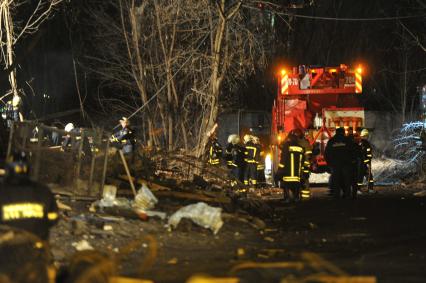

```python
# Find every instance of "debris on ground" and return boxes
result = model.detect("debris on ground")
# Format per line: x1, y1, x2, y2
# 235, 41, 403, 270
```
168, 202, 224, 234
72, 239, 94, 251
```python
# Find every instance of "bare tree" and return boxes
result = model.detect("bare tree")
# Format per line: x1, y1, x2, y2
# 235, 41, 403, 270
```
0, 0, 63, 109
83, 0, 272, 154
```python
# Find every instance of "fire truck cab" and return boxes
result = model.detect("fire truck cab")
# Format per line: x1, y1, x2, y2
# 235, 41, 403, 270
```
269, 64, 364, 179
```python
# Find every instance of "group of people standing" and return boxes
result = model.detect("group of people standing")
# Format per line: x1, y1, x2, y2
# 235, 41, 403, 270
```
207, 132, 265, 190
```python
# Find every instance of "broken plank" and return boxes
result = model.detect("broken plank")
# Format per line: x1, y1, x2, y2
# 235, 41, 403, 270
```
153, 190, 231, 204
118, 175, 171, 191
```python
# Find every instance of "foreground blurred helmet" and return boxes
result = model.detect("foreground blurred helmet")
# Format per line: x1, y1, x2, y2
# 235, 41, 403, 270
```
64, 123, 75, 133
360, 129, 369, 137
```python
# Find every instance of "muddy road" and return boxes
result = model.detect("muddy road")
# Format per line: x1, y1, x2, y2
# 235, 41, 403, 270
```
50, 186, 426, 282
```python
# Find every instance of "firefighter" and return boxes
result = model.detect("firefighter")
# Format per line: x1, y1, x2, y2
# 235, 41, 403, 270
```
349, 132, 363, 198
324, 127, 356, 198
0, 152, 59, 241
62, 123, 92, 159
2, 94, 23, 128
243, 134, 257, 187
292, 128, 312, 200
206, 133, 222, 166
111, 117, 136, 155
357, 129, 375, 193
252, 135, 265, 185
227, 134, 244, 186
224, 134, 237, 168
277, 132, 305, 202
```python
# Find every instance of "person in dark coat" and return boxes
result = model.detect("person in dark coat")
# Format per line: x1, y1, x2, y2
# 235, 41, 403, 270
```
324, 127, 357, 199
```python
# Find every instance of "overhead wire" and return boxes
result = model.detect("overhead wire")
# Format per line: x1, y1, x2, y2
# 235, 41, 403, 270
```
242, 4, 426, 21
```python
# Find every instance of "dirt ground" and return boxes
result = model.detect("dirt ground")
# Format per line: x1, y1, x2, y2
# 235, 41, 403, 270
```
50, 185, 426, 283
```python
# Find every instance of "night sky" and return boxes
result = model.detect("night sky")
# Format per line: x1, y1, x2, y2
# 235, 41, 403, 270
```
2, 0, 425, 125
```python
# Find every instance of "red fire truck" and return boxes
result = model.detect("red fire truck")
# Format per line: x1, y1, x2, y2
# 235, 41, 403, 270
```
268, 64, 364, 177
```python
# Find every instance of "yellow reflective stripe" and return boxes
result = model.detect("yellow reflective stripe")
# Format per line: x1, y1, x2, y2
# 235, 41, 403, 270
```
289, 146, 303, 153
48, 212, 58, 221
364, 160, 370, 163
283, 176, 300, 181
357, 183, 363, 186
368, 180, 374, 183
366, 148, 371, 152
2, 203, 44, 220
278, 164, 284, 168
290, 153, 294, 176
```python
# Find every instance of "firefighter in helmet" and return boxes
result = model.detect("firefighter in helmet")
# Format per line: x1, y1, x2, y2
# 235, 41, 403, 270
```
277, 131, 305, 202
226, 134, 244, 186
357, 129, 374, 193
2, 94, 24, 128
252, 135, 265, 185
111, 117, 136, 154
292, 128, 312, 200
243, 134, 257, 187
206, 131, 222, 166
0, 152, 59, 241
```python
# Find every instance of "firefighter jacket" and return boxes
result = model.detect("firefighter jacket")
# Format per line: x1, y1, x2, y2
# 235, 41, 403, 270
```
278, 140, 305, 183
230, 144, 244, 168
112, 126, 136, 154
224, 143, 233, 167
324, 133, 356, 168
0, 176, 59, 240
62, 128, 92, 158
298, 137, 312, 175
243, 141, 257, 164
207, 138, 222, 165
254, 143, 265, 171
359, 139, 373, 164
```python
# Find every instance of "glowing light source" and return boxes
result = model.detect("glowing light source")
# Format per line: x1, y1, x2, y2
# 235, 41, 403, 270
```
280, 69, 287, 76
356, 66, 363, 74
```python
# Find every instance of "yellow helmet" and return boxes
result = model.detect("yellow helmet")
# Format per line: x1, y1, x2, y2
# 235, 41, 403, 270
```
360, 129, 369, 137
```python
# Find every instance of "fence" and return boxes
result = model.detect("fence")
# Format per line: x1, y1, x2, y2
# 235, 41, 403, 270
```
6, 121, 110, 197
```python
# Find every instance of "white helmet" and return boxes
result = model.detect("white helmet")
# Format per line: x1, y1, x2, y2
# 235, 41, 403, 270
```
252, 136, 260, 144
228, 134, 240, 144
64, 123, 75, 132
12, 95, 21, 107
243, 134, 252, 143
360, 129, 369, 137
